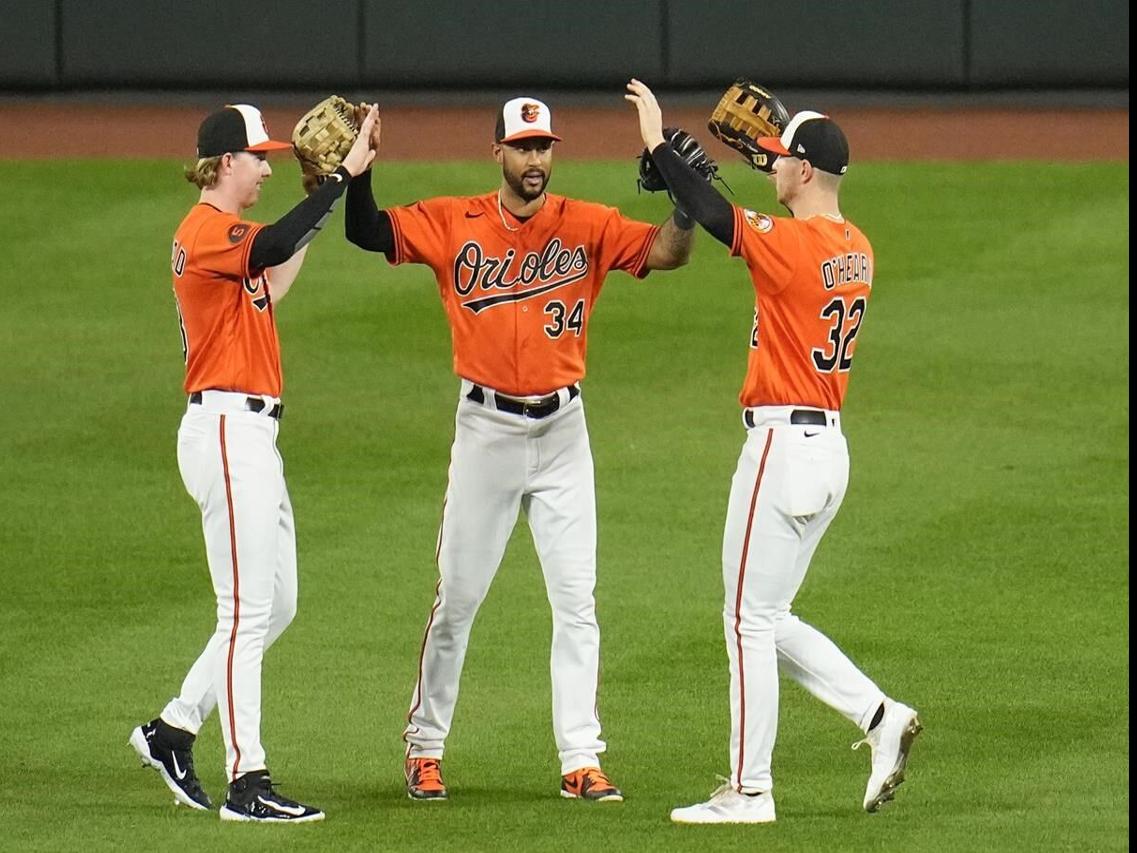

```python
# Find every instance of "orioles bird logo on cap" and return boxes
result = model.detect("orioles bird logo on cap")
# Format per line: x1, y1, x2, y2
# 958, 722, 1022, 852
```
520, 103, 541, 123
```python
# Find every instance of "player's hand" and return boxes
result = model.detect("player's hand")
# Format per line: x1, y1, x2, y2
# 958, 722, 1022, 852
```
367, 105, 382, 153
625, 79, 666, 151
342, 104, 380, 177
355, 102, 382, 153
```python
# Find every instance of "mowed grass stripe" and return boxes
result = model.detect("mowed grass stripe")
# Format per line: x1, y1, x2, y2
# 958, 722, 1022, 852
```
0, 160, 1127, 851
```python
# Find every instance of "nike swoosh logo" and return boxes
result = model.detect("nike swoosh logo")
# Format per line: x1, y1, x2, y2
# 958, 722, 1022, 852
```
257, 795, 306, 816
803, 430, 821, 438
170, 753, 187, 780
465, 212, 484, 218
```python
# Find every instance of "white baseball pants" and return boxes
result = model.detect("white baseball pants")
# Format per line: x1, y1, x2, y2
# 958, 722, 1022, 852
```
159, 392, 298, 781
722, 406, 885, 793
405, 381, 605, 775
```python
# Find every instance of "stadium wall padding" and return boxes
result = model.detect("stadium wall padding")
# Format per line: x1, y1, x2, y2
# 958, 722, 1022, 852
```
0, 0, 1127, 90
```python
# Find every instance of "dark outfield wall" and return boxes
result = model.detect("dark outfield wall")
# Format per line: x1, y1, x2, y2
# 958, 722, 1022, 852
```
0, 0, 1128, 90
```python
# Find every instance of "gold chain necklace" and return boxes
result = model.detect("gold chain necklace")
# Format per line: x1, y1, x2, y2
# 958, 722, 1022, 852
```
497, 191, 521, 232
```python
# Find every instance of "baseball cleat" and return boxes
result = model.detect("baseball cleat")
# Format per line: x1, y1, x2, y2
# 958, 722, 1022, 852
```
854, 699, 923, 812
405, 757, 448, 800
560, 766, 623, 802
670, 781, 776, 824
129, 719, 212, 810
219, 770, 324, 823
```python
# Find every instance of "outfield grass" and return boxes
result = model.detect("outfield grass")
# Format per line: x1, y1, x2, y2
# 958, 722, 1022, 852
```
0, 158, 1128, 852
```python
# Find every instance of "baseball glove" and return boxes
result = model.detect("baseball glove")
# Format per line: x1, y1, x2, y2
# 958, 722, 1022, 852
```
292, 95, 361, 194
637, 127, 724, 197
707, 79, 790, 172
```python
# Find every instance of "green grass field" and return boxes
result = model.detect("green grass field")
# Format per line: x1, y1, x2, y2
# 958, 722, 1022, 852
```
0, 158, 1128, 851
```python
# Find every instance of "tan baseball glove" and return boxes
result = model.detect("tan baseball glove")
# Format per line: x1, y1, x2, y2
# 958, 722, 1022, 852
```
707, 79, 790, 173
292, 95, 361, 194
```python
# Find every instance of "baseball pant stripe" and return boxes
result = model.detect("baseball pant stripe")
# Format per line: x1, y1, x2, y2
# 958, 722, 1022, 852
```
408, 496, 448, 725
732, 427, 774, 791
407, 579, 443, 725
218, 415, 243, 780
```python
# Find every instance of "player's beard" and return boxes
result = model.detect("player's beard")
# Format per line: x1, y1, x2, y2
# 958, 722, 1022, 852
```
504, 164, 550, 202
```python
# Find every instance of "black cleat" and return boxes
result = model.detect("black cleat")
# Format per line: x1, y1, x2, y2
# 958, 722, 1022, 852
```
129, 718, 212, 810
219, 770, 325, 823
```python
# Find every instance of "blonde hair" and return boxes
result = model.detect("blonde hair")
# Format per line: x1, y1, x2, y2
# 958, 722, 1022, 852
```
184, 155, 223, 189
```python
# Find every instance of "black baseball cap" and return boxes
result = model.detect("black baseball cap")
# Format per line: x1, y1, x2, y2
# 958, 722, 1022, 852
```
757, 110, 849, 175
196, 104, 292, 158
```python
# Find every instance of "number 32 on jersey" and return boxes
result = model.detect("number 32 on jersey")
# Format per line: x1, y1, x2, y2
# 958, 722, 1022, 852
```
811, 296, 866, 373
748, 295, 868, 374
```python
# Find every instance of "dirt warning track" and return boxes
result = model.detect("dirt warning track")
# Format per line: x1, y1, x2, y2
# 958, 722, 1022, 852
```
0, 102, 1127, 161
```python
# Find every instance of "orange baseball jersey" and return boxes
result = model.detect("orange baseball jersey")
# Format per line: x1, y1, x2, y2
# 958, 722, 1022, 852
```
730, 206, 874, 410
171, 203, 282, 397
386, 192, 659, 396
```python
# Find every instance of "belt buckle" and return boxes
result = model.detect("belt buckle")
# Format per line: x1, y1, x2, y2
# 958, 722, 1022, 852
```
522, 393, 558, 419
522, 397, 549, 418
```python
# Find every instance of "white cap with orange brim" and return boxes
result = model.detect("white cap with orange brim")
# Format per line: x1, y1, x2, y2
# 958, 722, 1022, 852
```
495, 97, 562, 144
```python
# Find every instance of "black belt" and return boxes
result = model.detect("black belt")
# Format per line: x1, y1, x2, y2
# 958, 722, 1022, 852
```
466, 384, 580, 419
189, 391, 284, 420
744, 408, 829, 429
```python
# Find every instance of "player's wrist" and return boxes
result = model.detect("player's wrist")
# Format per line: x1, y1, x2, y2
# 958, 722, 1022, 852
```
672, 207, 695, 230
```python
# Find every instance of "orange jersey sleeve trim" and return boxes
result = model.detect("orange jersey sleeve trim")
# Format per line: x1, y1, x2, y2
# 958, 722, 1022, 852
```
386, 208, 406, 265
629, 224, 661, 279
240, 223, 265, 279
730, 205, 745, 257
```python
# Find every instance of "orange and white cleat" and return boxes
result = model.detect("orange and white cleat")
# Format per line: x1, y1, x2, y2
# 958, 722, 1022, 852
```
560, 766, 623, 802
405, 757, 448, 801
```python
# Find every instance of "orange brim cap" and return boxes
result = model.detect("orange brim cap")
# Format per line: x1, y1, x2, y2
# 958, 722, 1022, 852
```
757, 136, 791, 156
499, 129, 563, 143
246, 140, 294, 152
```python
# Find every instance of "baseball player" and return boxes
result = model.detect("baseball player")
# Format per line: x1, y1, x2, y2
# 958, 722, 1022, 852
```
345, 97, 694, 802
129, 103, 378, 823
625, 80, 921, 823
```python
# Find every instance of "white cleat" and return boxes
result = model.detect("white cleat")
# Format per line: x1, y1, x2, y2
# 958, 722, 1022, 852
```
670, 781, 776, 825
854, 699, 923, 813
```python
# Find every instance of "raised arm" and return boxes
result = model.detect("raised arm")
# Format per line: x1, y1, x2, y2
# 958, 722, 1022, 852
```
345, 168, 395, 254
248, 105, 380, 276
626, 79, 735, 248
645, 210, 694, 270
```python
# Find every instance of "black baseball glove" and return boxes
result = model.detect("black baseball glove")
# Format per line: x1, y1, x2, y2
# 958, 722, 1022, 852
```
637, 127, 726, 198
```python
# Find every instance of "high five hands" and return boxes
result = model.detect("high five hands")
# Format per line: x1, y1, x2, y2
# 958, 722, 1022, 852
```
625, 79, 666, 151
343, 104, 381, 177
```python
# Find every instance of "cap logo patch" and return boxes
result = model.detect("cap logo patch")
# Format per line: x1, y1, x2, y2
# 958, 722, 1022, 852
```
228, 224, 251, 244
520, 103, 541, 123
743, 210, 773, 233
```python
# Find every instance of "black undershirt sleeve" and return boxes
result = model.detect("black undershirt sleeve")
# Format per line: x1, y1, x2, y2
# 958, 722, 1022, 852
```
248, 167, 351, 270
344, 168, 395, 254
650, 142, 735, 248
